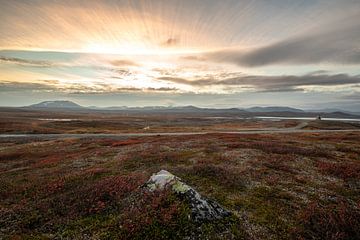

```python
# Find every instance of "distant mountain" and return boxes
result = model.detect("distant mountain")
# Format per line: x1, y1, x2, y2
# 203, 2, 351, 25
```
22, 102, 360, 118
28, 101, 83, 109
90, 106, 128, 110
103, 105, 244, 114
306, 108, 343, 113
158, 106, 247, 113
306, 108, 360, 116
245, 106, 304, 113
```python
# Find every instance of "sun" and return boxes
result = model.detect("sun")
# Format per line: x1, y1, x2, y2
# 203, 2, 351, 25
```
84, 43, 114, 54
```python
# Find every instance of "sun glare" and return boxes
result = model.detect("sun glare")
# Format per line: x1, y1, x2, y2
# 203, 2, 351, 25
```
83, 42, 203, 56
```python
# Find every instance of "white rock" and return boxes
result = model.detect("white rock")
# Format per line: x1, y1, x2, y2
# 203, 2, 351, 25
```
144, 169, 231, 222
148, 170, 176, 190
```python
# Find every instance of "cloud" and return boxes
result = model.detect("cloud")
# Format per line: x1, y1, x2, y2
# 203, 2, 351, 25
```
0, 80, 58, 92
158, 73, 360, 92
158, 77, 214, 86
109, 59, 140, 67
0, 80, 179, 94
204, 13, 360, 67
0, 80, 107, 94
0, 56, 55, 67
110, 69, 133, 79
341, 93, 360, 100
161, 38, 179, 47
146, 87, 178, 92
179, 55, 206, 61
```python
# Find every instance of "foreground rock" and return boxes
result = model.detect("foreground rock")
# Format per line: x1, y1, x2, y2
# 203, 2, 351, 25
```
143, 170, 231, 222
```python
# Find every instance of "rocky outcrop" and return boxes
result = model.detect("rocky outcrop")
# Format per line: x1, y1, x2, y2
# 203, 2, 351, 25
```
143, 170, 231, 222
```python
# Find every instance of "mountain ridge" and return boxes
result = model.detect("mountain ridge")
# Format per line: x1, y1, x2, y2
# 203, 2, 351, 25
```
23, 100, 360, 117
28, 100, 83, 109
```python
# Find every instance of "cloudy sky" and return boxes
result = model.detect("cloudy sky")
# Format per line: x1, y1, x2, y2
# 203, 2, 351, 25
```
0, 0, 359, 110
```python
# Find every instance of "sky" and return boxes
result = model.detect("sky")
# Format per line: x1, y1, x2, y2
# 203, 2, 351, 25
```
0, 0, 360, 110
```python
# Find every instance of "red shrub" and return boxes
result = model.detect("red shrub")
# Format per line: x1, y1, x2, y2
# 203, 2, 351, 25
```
265, 174, 280, 185
83, 167, 109, 176
40, 173, 148, 219
317, 161, 360, 180
0, 152, 23, 161
46, 178, 65, 193
296, 200, 360, 240
192, 164, 246, 190
37, 155, 62, 166
227, 141, 330, 157
121, 190, 182, 235
262, 154, 297, 174
111, 139, 142, 147
84, 173, 146, 214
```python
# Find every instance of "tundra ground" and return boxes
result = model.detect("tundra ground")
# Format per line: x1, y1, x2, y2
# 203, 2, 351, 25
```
1, 131, 359, 239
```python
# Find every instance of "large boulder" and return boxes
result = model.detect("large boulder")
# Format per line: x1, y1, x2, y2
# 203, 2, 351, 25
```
143, 170, 231, 222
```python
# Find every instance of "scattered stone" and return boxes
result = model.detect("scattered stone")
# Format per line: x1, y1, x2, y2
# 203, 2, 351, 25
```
143, 170, 231, 222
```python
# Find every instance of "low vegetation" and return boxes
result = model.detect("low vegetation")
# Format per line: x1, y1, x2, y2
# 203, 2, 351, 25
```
1, 131, 359, 239
0, 108, 311, 134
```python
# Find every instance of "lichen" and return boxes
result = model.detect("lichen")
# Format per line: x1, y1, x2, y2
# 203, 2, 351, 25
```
172, 180, 191, 193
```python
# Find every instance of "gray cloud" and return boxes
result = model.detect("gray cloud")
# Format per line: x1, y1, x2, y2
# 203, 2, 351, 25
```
146, 87, 178, 92
0, 80, 59, 92
0, 81, 179, 94
0, 56, 55, 67
341, 93, 360, 100
161, 38, 179, 47
203, 13, 360, 67
110, 69, 134, 79
158, 77, 214, 86
158, 73, 360, 92
109, 59, 140, 67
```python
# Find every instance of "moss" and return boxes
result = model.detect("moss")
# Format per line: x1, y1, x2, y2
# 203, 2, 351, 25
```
21, 210, 44, 230
3, 234, 53, 240
59, 214, 120, 239
234, 186, 296, 239
200, 215, 248, 240
333, 185, 360, 202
